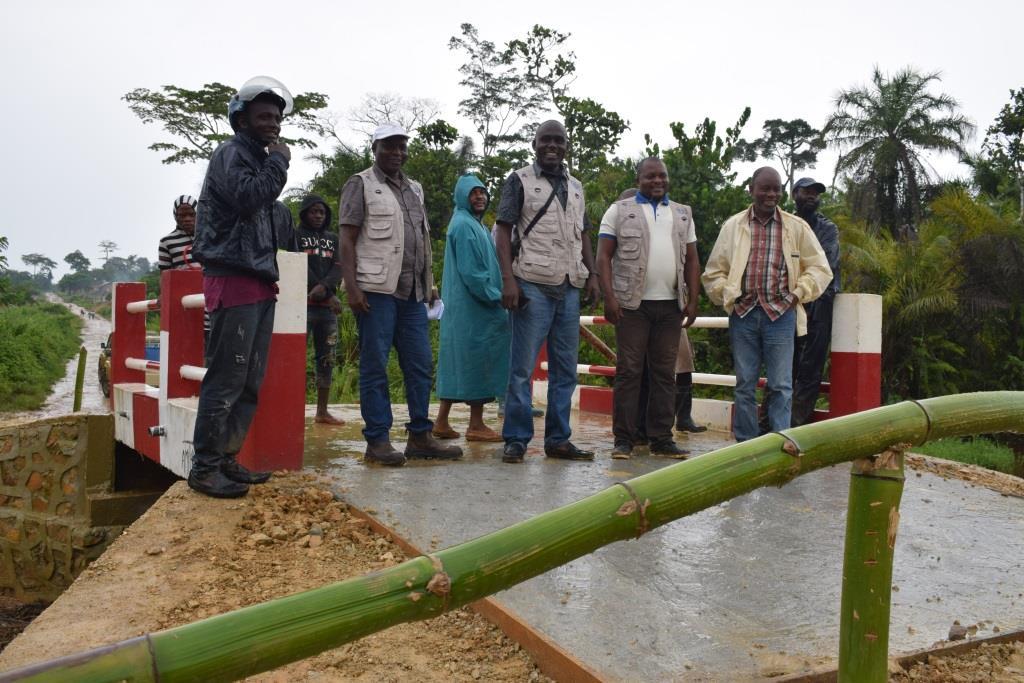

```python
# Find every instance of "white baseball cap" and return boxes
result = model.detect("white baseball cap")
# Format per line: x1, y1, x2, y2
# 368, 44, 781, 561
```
372, 123, 410, 142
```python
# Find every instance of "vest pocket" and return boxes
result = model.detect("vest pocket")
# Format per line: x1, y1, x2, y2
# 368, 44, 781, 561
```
612, 273, 631, 293
356, 258, 388, 284
519, 252, 553, 277
617, 239, 641, 260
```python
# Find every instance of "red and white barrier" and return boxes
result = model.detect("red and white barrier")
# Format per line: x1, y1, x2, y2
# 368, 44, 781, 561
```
530, 293, 882, 431
111, 252, 307, 477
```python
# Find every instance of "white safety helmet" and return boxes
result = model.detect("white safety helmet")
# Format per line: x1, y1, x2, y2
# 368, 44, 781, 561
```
227, 76, 294, 131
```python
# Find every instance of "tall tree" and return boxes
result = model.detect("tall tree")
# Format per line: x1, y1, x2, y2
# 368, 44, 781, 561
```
449, 23, 541, 161
505, 25, 628, 176
345, 92, 441, 141
98, 240, 118, 263
21, 253, 57, 280
744, 118, 825, 197
64, 250, 91, 274
981, 87, 1024, 220
123, 82, 329, 164
824, 67, 974, 234
0, 236, 8, 272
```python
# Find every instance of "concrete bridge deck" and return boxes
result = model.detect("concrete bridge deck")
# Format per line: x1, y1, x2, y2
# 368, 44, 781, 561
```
306, 404, 1024, 681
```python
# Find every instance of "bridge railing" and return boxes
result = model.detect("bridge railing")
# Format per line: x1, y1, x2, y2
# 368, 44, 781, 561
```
107, 252, 309, 477
531, 293, 882, 427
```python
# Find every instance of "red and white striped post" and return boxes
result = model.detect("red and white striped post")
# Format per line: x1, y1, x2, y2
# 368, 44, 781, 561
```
827, 293, 883, 417
237, 251, 307, 472
110, 282, 147, 393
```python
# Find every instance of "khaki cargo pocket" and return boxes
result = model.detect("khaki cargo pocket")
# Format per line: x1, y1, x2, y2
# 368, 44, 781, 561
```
612, 273, 631, 294
519, 253, 554, 277
356, 258, 388, 284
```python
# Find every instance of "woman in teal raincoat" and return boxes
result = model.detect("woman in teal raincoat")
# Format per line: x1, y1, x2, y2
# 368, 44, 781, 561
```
433, 174, 509, 441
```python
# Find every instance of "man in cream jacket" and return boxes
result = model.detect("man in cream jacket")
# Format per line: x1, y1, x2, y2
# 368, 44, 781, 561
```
702, 167, 832, 441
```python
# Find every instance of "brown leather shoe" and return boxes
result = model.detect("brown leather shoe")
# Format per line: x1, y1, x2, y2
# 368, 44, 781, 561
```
405, 431, 463, 460
364, 440, 406, 467
465, 427, 503, 442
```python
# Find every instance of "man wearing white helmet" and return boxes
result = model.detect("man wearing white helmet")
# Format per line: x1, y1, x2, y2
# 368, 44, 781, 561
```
189, 77, 293, 498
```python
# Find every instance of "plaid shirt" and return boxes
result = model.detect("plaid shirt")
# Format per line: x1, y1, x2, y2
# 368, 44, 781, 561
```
734, 208, 793, 320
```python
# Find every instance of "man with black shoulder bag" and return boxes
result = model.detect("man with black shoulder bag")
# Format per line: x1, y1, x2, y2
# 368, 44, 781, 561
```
493, 120, 602, 464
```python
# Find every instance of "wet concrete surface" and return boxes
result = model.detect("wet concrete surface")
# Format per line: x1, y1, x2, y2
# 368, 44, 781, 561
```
306, 404, 1024, 681
1, 297, 110, 423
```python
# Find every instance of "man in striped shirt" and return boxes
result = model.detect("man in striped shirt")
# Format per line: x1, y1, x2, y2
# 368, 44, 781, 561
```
702, 168, 832, 441
159, 195, 201, 270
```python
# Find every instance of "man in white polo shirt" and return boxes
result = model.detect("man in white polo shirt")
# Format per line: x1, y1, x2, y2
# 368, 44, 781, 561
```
596, 158, 700, 458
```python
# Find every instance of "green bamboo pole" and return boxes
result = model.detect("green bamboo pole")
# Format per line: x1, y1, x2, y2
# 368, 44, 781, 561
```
838, 447, 906, 681
73, 346, 87, 412
8, 392, 1024, 683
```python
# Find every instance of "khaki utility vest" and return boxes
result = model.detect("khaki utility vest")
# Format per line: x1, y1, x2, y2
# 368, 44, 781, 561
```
353, 168, 433, 295
609, 198, 693, 311
511, 165, 588, 287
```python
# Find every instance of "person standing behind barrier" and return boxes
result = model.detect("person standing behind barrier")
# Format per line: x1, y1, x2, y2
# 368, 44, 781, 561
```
189, 76, 294, 498
494, 120, 602, 464
597, 159, 699, 459
790, 177, 840, 426
338, 123, 462, 467
159, 194, 212, 346
434, 174, 508, 442
295, 194, 346, 426
701, 167, 832, 442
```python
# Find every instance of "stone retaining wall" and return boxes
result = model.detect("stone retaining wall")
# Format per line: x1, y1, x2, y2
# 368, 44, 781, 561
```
0, 414, 134, 601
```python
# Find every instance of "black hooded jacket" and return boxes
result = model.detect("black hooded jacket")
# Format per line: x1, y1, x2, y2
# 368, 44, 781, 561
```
294, 195, 342, 303
193, 131, 289, 281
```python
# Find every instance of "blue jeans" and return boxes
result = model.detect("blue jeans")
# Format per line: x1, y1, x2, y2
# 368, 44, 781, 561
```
503, 279, 579, 448
729, 306, 795, 441
356, 292, 433, 443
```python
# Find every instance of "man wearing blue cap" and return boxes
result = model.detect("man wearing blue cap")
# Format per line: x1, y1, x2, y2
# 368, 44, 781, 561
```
788, 177, 840, 426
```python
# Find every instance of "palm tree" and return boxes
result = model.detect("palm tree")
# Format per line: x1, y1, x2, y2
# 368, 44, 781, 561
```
824, 67, 975, 234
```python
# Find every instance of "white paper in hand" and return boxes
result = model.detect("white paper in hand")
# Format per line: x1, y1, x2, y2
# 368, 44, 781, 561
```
426, 298, 445, 320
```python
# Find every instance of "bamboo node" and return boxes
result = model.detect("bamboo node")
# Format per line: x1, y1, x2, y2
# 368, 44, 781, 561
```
427, 572, 451, 598
614, 482, 651, 538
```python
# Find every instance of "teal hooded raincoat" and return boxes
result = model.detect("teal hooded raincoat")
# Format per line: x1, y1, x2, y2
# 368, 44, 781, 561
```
435, 175, 510, 402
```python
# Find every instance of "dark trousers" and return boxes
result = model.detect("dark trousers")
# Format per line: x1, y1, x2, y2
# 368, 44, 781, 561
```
791, 296, 834, 426
613, 300, 682, 444
307, 306, 338, 390
356, 292, 433, 443
192, 299, 275, 472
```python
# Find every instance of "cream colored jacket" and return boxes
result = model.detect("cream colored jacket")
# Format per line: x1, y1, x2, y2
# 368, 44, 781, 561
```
701, 207, 832, 336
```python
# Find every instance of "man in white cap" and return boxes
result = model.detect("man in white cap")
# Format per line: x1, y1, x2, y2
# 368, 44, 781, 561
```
338, 123, 462, 466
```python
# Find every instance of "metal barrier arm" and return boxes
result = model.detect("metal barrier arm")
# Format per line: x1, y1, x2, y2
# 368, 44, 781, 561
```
9, 391, 1023, 683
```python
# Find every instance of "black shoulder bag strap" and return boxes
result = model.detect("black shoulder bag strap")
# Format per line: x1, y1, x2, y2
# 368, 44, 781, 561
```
517, 179, 561, 243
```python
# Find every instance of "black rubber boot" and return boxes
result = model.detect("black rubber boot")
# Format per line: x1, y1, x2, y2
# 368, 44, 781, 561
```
675, 374, 707, 433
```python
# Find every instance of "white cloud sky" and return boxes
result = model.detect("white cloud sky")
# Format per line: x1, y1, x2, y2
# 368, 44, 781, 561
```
3, 0, 1020, 276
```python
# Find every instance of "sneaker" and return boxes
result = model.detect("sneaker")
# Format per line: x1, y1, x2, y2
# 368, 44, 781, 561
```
502, 441, 526, 464
364, 440, 406, 467
650, 440, 689, 459
221, 458, 271, 484
611, 441, 632, 460
544, 441, 595, 461
188, 468, 249, 498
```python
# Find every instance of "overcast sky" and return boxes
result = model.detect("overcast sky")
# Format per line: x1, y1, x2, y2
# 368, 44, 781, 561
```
3, 0, 1020, 277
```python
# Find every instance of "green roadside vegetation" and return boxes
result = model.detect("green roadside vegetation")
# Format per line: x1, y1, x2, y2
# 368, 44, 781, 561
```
0, 301, 82, 412
912, 437, 1020, 476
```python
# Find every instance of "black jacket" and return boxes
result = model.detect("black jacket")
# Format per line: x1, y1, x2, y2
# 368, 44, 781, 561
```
295, 196, 341, 301
193, 132, 289, 281
804, 212, 841, 297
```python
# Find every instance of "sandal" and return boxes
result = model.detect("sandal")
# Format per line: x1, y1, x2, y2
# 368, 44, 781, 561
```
465, 427, 503, 442
432, 427, 461, 439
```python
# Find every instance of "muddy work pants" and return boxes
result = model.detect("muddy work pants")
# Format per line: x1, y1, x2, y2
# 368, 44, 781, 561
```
192, 299, 275, 473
